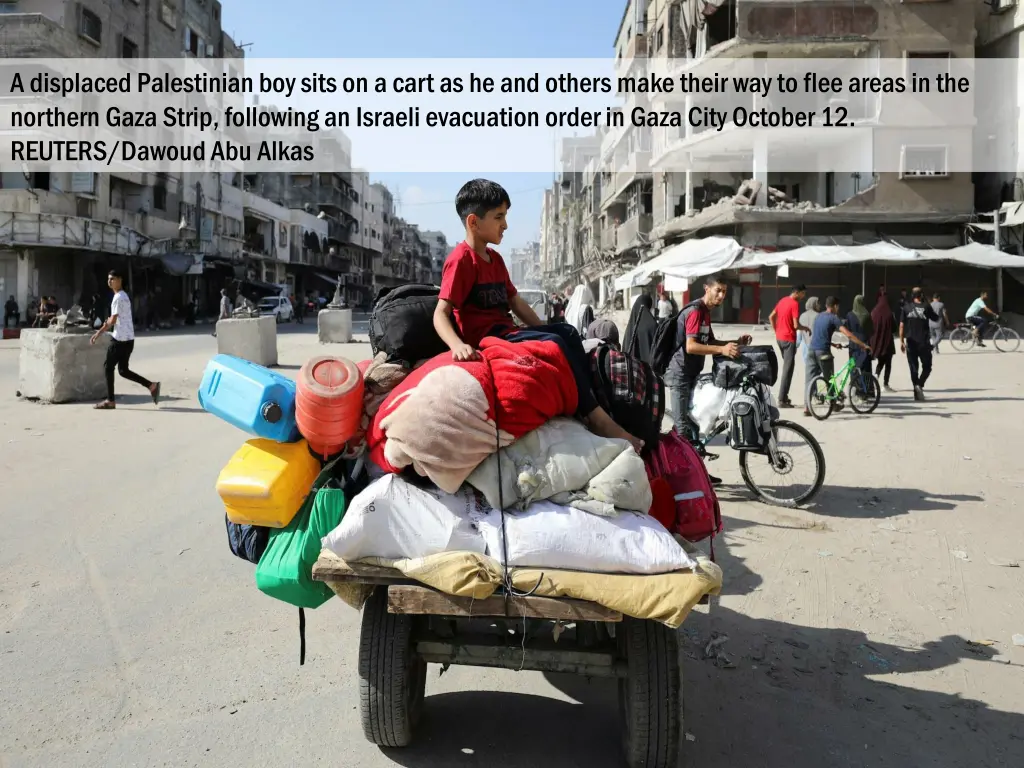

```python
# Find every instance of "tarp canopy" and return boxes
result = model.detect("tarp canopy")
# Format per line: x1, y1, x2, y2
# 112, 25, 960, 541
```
743, 242, 919, 267
614, 236, 744, 290
914, 242, 1024, 268
612, 238, 1024, 290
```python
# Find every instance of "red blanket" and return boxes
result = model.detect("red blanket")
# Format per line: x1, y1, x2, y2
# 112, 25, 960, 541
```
367, 336, 578, 492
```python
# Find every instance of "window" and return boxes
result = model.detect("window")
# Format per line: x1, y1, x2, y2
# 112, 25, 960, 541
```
656, 25, 664, 50
79, 7, 102, 45
906, 51, 951, 89
76, 197, 94, 218
900, 146, 949, 179
160, 1, 176, 29
121, 35, 139, 59
153, 183, 167, 210
185, 27, 201, 55
0, 3, 19, 14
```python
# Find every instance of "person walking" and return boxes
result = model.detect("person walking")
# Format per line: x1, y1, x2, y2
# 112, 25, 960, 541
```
870, 290, 897, 392
929, 292, 949, 353
899, 287, 940, 401
212, 288, 232, 337
768, 284, 807, 408
656, 290, 674, 320
623, 293, 658, 362
846, 295, 874, 392
91, 269, 160, 410
806, 296, 870, 415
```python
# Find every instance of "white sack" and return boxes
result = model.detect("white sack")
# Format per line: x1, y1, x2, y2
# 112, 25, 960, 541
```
322, 474, 487, 562
478, 501, 695, 575
466, 418, 652, 517
689, 378, 738, 436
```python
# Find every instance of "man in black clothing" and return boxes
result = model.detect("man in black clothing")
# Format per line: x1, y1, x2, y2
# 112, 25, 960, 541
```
899, 287, 940, 402
4, 295, 18, 328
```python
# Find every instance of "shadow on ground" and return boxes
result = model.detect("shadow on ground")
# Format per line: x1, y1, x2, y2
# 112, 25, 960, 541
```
114, 393, 201, 413
381, 612, 1019, 768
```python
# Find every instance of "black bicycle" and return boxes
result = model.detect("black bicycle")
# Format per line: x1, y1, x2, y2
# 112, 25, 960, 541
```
949, 316, 1020, 353
692, 375, 826, 508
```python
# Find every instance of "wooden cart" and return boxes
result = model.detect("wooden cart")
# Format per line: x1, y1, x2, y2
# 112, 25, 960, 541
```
313, 558, 683, 768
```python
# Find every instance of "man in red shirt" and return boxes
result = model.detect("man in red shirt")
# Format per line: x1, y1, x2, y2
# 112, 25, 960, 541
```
769, 284, 808, 408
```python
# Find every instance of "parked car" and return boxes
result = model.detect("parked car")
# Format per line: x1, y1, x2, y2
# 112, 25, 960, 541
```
516, 289, 549, 325
259, 296, 294, 323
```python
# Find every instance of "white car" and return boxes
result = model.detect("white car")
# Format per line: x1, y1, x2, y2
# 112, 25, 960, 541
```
258, 296, 294, 323
516, 289, 549, 325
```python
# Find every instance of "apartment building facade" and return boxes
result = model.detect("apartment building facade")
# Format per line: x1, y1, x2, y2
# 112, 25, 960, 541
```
0, 0, 246, 321
0, 1, 433, 319
541, 0, 987, 318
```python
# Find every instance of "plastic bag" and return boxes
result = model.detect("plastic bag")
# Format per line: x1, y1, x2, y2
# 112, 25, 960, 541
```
321, 474, 488, 562
690, 377, 729, 436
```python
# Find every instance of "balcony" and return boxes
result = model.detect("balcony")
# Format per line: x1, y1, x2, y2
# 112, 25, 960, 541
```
624, 33, 648, 64
0, 211, 173, 257
601, 222, 618, 252
616, 214, 652, 252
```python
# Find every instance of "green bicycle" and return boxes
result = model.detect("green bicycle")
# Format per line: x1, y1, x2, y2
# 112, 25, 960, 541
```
806, 348, 881, 420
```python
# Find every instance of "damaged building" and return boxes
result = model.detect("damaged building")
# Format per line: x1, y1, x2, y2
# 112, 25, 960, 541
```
544, 0, 1012, 321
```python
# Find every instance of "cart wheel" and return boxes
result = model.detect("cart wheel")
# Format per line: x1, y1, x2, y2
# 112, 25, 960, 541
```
358, 587, 426, 748
618, 617, 681, 768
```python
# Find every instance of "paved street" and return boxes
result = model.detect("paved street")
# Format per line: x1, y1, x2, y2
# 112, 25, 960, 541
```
1, 324, 1022, 768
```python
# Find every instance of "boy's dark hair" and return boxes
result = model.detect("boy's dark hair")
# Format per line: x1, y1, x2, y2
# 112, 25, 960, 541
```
932, 292, 941, 300
108, 269, 123, 280
456, 179, 511, 224
704, 273, 726, 288
825, 296, 839, 309
793, 284, 807, 293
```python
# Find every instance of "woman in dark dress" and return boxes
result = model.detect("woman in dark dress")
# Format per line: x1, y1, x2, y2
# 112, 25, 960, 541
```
623, 293, 657, 362
870, 291, 896, 392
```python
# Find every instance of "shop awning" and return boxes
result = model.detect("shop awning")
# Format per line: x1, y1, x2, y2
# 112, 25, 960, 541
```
613, 236, 744, 291
914, 242, 1024, 268
744, 241, 919, 267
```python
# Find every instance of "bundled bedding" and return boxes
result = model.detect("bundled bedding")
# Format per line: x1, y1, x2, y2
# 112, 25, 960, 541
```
367, 336, 578, 492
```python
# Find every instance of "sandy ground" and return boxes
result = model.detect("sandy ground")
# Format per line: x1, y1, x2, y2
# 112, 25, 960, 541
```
0, 318, 1022, 768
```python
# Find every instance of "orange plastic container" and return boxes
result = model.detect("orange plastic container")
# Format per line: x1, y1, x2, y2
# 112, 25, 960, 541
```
296, 355, 365, 457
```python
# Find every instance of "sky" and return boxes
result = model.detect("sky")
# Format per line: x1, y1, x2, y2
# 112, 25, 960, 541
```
226, 0, 626, 251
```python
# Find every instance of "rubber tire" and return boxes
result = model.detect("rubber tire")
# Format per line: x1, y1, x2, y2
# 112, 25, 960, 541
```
949, 327, 974, 352
848, 372, 880, 414
358, 587, 426, 748
806, 375, 833, 420
618, 617, 681, 768
739, 419, 827, 508
994, 327, 1021, 353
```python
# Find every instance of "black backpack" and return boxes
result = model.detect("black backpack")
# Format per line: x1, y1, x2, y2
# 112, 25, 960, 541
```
589, 344, 665, 450
368, 284, 448, 365
649, 299, 701, 375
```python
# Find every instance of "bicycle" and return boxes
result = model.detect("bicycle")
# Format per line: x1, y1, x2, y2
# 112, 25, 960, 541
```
691, 375, 826, 508
948, 316, 1020, 353
805, 347, 881, 420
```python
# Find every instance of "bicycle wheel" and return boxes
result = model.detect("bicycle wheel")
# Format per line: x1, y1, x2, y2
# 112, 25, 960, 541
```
739, 420, 827, 508
805, 376, 833, 420
949, 327, 975, 352
848, 370, 880, 414
993, 327, 1021, 353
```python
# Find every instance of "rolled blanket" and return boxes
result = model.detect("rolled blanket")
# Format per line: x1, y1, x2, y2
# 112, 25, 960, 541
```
367, 336, 578, 492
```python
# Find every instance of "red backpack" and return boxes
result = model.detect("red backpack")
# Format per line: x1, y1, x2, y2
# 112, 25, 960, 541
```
644, 429, 723, 555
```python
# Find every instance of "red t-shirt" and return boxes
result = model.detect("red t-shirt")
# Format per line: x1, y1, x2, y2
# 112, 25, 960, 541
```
438, 242, 518, 348
774, 295, 800, 343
